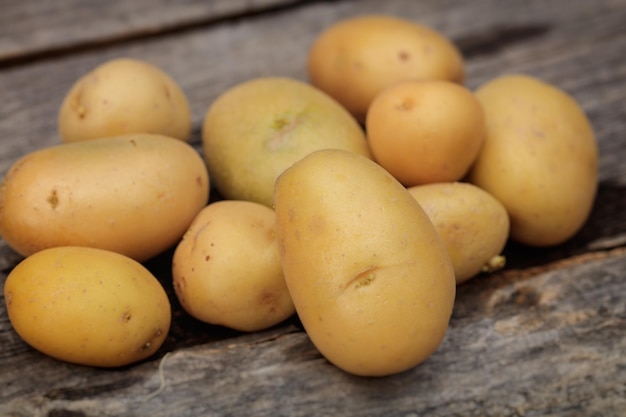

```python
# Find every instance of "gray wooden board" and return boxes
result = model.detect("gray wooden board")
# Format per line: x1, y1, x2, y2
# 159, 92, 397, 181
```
1, 0, 625, 415
2, 250, 625, 416
0, 0, 305, 62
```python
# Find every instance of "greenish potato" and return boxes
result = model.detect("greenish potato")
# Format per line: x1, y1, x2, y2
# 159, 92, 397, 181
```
202, 77, 370, 207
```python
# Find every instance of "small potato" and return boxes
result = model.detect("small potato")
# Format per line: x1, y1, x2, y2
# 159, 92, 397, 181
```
4, 246, 171, 367
408, 182, 509, 284
366, 80, 485, 186
308, 14, 465, 122
58, 58, 191, 142
0, 134, 209, 261
202, 77, 370, 207
172, 200, 295, 332
274, 149, 455, 376
468, 74, 598, 246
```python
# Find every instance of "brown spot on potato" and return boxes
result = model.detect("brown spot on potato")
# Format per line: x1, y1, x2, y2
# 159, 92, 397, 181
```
398, 50, 411, 61
47, 189, 59, 209
345, 266, 378, 290
396, 98, 414, 111
121, 310, 132, 323
308, 216, 326, 234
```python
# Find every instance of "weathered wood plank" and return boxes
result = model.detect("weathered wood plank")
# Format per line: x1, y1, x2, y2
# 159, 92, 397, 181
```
0, 0, 305, 63
2, 249, 624, 416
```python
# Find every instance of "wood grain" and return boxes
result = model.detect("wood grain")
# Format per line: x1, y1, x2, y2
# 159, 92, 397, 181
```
2, 250, 624, 416
0, 0, 305, 63
1, 0, 625, 415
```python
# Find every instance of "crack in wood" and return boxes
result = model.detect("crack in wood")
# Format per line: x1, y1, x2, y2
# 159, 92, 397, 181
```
455, 23, 551, 59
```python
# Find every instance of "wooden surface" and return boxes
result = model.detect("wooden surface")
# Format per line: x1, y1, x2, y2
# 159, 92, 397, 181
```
1, 0, 625, 416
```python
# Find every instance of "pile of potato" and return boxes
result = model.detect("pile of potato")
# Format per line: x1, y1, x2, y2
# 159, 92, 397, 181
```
1, 14, 598, 376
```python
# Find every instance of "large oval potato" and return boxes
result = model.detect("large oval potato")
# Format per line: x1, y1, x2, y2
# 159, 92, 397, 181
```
58, 58, 192, 143
0, 134, 209, 261
4, 246, 171, 367
468, 74, 598, 246
274, 149, 455, 377
407, 182, 509, 284
172, 200, 295, 332
202, 77, 370, 207
308, 14, 465, 123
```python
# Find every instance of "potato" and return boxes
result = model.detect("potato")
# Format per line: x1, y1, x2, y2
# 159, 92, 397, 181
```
0, 133, 209, 261
274, 149, 455, 376
172, 200, 295, 332
308, 14, 465, 123
407, 182, 509, 284
202, 77, 370, 207
467, 74, 598, 246
58, 58, 191, 142
4, 246, 171, 367
366, 80, 485, 186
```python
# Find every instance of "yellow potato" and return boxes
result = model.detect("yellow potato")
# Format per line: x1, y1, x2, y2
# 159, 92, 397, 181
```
274, 149, 455, 376
172, 200, 295, 332
308, 14, 465, 123
0, 134, 209, 261
4, 246, 171, 367
58, 58, 191, 142
407, 182, 510, 284
366, 80, 485, 186
202, 76, 370, 207
468, 74, 598, 246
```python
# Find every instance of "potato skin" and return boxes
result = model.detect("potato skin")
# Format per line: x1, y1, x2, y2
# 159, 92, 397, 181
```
202, 77, 370, 207
366, 80, 485, 186
468, 74, 598, 246
58, 58, 191, 142
274, 149, 455, 376
4, 246, 171, 367
308, 14, 464, 123
408, 182, 509, 284
0, 134, 209, 261
172, 200, 295, 332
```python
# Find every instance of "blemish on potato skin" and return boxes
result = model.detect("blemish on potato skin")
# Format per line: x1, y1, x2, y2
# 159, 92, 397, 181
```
267, 114, 302, 151
355, 273, 375, 288
139, 329, 163, 353
345, 266, 378, 290
398, 50, 411, 61
47, 189, 59, 209
121, 310, 132, 323
163, 84, 172, 100
396, 98, 414, 111
77, 106, 87, 119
